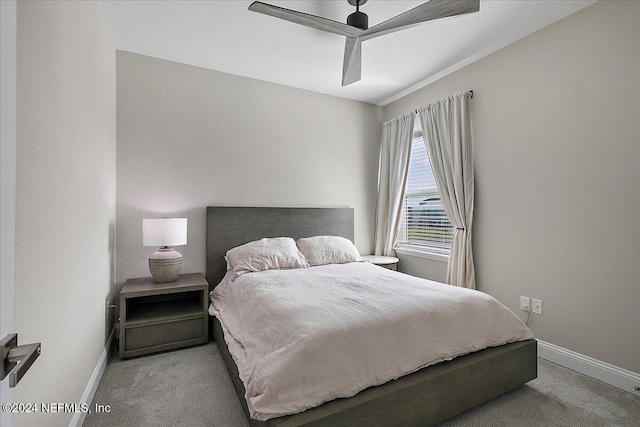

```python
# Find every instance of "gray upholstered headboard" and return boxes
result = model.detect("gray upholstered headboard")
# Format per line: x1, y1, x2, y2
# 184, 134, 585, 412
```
206, 206, 354, 289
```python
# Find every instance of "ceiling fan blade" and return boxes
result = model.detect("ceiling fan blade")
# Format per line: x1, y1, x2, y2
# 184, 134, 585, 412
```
360, 0, 479, 41
342, 37, 362, 86
248, 1, 364, 38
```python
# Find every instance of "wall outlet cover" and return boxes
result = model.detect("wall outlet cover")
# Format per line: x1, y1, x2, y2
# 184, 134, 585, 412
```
520, 296, 530, 312
533, 299, 543, 314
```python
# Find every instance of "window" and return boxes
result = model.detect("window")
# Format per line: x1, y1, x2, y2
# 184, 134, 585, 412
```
397, 132, 453, 255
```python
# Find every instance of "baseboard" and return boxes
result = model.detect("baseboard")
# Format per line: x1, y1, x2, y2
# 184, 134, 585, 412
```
69, 326, 116, 427
537, 340, 640, 397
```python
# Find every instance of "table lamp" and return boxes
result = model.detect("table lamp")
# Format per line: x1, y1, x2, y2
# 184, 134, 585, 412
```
143, 218, 187, 283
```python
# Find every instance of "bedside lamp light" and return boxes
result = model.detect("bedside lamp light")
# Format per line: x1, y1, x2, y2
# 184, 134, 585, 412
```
143, 218, 187, 283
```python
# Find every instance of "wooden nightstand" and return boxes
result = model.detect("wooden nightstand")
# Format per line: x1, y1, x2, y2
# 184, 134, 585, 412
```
119, 273, 209, 359
362, 255, 399, 271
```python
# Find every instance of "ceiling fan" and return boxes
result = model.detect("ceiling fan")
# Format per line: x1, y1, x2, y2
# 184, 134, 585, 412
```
248, 0, 480, 86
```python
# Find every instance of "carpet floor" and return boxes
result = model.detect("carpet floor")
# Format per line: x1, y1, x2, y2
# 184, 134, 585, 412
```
85, 342, 640, 427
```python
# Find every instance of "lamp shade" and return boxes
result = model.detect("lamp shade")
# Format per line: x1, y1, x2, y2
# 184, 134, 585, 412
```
143, 218, 187, 247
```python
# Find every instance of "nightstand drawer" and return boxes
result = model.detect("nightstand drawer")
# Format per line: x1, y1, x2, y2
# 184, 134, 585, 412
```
125, 317, 204, 351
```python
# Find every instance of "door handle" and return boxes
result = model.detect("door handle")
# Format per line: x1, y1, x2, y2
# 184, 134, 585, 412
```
1, 334, 41, 388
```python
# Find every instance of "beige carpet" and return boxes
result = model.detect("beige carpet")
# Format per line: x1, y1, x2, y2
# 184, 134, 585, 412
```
85, 342, 640, 427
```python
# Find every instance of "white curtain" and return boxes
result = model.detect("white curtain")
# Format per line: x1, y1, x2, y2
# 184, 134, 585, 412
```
374, 113, 415, 256
417, 91, 475, 289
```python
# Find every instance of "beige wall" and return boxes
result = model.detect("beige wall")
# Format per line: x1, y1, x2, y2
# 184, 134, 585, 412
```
116, 51, 381, 285
15, 1, 116, 426
398, 256, 448, 284
384, 0, 639, 373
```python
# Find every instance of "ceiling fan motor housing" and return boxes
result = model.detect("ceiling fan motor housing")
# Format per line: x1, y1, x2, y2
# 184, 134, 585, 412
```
347, 11, 368, 30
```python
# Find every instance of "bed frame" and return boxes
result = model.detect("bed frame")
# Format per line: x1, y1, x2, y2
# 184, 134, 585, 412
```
206, 206, 537, 426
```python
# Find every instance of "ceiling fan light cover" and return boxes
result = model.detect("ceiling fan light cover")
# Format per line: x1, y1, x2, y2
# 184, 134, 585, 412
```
347, 11, 368, 30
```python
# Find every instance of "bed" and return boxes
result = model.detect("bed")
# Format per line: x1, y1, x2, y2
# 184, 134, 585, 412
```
206, 206, 537, 426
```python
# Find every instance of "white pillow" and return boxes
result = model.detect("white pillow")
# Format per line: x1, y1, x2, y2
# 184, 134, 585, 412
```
225, 237, 309, 278
296, 236, 363, 267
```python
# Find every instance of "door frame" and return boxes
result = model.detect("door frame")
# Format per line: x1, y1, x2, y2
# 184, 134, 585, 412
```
1, 1, 17, 425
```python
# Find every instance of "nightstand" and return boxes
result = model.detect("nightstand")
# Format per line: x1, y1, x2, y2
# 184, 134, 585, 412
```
362, 255, 399, 271
119, 273, 209, 359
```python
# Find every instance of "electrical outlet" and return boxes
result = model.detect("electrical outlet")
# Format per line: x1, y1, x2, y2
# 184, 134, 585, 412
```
520, 296, 530, 312
106, 300, 110, 319
532, 299, 543, 315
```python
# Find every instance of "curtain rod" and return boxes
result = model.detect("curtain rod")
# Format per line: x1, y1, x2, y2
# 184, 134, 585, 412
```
413, 90, 473, 114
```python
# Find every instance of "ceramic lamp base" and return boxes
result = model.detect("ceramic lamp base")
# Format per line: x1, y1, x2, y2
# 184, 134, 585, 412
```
148, 247, 183, 283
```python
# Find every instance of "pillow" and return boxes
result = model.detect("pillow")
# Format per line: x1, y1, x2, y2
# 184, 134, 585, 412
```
296, 236, 363, 267
225, 237, 309, 278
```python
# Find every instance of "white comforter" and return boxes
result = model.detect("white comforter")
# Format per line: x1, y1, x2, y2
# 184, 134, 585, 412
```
209, 262, 534, 421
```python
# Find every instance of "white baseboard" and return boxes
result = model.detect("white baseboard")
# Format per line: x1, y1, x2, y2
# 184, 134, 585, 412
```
537, 340, 640, 397
69, 326, 116, 427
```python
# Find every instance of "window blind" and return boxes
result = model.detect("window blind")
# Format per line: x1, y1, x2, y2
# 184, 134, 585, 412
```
398, 133, 453, 251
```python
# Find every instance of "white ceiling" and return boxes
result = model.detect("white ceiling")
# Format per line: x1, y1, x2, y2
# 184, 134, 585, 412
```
101, 0, 596, 105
